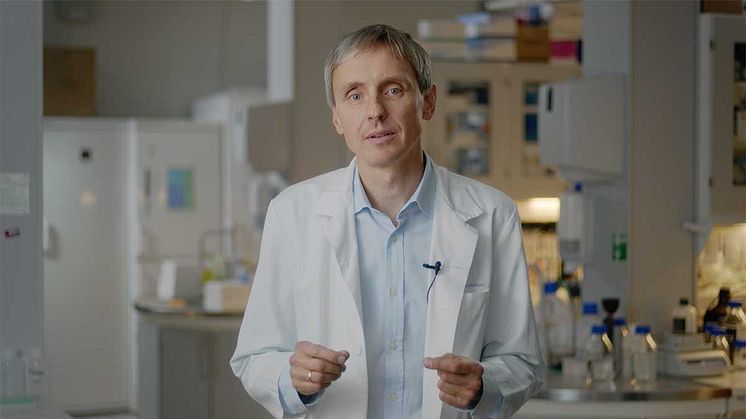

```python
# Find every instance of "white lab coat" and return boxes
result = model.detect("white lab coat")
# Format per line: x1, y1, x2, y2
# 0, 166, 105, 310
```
230, 159, 544, 419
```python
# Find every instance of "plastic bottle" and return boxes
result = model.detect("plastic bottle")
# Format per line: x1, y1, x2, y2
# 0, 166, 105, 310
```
672, 297, 697, 334
711, 327, 731, 363
580, 325, 614, 381
23, 347, 46, 404
734, 340, 746, 370
1, 349, 26, 399
721, 300, 746, 353
541, 282, 573, 367
620, 322, 636, 380
611, 317, 628, 374
631, 325, 657, 382
575, 302, 600, 355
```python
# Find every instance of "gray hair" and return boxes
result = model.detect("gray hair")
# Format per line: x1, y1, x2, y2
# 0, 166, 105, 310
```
323, 24, 433, 108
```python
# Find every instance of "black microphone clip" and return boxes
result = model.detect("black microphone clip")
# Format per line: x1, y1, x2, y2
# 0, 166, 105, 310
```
422, 261, 442, 275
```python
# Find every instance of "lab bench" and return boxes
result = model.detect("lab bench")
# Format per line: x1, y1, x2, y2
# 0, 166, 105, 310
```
135, 300, 271, 419
136, 300, 745, 419
515, 370, 744, 419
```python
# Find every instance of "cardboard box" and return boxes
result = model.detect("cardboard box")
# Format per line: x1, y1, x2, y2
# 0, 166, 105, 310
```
517, 24, 550, 62
44, 47, 96, 116
701, 0, 743, 14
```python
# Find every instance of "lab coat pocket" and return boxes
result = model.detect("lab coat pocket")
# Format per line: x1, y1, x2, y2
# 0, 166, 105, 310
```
454, 290, 490, 358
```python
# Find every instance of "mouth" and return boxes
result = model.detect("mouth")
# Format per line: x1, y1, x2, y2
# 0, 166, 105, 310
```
365, 130, 396, 143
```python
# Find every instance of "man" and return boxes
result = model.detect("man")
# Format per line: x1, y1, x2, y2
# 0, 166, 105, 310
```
231, 24, 544, 419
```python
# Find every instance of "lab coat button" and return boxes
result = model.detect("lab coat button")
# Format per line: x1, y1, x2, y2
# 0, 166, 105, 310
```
389, 393, 398, 401
390, 287, 398, 297
390, 341, 398, 351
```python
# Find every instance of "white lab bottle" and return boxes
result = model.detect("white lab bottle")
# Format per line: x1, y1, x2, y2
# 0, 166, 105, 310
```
612, 317, 629, 374
620, 326, 635, 380
580, 325, 614, 381
1, 349, 26, 399
541, 282, 573, 367
23, 347, 47, 405
575, 302, 600, 355
631, 325, 657, 382
671, 297, 697, 334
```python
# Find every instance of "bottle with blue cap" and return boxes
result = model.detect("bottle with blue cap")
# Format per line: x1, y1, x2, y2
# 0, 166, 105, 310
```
541, 282, 573, 367
574, 301, 600, 355
579, 325, 614, 381
631, 325, 657, 382
711, 326, 731, 364
721, 300, 746, 362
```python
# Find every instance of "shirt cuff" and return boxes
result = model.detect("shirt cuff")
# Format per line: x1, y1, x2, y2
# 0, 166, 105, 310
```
278, 364, 323, 414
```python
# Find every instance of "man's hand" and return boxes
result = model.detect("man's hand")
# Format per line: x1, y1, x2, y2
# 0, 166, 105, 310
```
290, 341, 350, 396
424, 353, 484, 410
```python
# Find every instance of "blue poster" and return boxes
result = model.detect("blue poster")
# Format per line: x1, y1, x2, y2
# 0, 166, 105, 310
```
167, 168, 194, 210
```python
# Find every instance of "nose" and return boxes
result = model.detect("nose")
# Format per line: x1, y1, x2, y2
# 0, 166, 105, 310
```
367, 95, 387, 121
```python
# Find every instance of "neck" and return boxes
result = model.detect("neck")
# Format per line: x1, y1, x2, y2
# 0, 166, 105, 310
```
357, 152, 425, 225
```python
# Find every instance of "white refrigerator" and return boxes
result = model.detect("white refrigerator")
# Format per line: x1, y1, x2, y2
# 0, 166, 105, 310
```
42, 117, 222, 414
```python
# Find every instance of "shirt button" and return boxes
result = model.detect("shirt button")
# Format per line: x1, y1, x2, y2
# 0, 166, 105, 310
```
389, 287, 398, 297
390, 341, 399, 351
389, 393, 398, 401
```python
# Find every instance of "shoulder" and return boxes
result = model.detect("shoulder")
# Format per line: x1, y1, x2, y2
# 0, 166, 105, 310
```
433, 164, 518, 218
268, 166, 349, 214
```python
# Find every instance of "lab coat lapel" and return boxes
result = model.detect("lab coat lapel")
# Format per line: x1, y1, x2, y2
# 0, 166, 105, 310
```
315, 160, 363, 324
422, 165, 482, 419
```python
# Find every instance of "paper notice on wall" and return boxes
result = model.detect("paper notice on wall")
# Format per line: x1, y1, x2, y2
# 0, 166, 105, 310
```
0, 173, 30, 215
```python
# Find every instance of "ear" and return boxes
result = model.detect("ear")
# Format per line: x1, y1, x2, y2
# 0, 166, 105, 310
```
422, 84, 437, 121
331, 106, 344, 135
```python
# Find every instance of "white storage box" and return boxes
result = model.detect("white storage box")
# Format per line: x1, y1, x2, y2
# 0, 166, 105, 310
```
202, 279, 251, 313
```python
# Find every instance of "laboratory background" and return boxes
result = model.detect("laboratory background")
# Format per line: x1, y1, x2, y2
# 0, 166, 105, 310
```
1, 0, 745, 418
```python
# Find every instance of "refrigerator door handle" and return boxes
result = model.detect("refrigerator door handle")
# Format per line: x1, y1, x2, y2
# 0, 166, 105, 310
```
43, 216, 56, 258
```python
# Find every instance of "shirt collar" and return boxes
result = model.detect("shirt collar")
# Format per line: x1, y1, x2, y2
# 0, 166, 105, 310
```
352, 153, 436, 220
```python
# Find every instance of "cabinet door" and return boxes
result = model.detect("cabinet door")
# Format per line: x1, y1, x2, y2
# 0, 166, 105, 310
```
160, 330, 210, 419
501, 63, 581, 200
423, 62, 507, 189
698, 15, 746, 225
212, 332, 273, 419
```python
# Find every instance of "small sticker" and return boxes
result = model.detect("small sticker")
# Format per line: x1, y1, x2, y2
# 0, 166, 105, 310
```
4, 228, 21, 239
167, 168, 194, 210
0, 173, 30, 215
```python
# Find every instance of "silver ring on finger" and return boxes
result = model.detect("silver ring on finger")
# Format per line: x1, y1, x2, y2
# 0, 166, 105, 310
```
307, 370, 313, 383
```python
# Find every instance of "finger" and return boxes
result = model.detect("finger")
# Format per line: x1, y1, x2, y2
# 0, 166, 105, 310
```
291, 355, 345, 375
296, 341, 349, 365
436, 370, 471, 386
290, 367, 341, 385
425, 354, 480, 375
438, 390, 473, 410
437, 379, 481, 403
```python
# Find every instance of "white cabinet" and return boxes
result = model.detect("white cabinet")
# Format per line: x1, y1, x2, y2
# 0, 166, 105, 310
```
422, 62, 580, 201
696, 14, 746, 226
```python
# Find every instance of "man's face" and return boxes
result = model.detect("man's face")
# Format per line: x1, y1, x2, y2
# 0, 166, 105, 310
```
330, 45, 436, 170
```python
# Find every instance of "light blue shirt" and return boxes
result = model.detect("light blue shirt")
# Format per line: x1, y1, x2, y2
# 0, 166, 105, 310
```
277, 155, 435, 418
353, 157, 434, 419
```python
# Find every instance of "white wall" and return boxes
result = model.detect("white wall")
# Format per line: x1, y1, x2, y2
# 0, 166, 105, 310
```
291, 1, 479, 182
0, 0, 44, 373
43, 0, 267, 117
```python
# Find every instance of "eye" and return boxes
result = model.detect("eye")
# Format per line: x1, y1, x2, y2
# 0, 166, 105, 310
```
349, 93, 361, 101
387, 87, 402, 95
